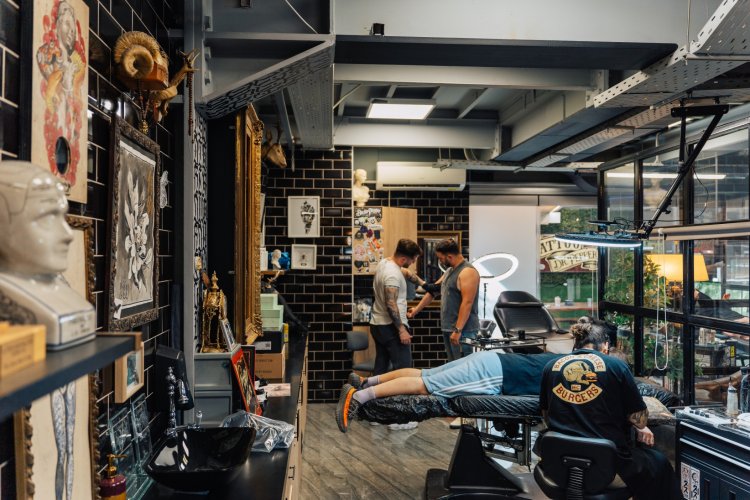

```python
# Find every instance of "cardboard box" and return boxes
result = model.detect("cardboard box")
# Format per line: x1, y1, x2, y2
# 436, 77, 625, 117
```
253, 330, 283, 353
0, 322, 46, 379
255, 343, 286, 381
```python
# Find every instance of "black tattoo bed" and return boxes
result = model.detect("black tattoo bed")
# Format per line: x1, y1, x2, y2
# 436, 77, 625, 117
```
355, 381, 679, 499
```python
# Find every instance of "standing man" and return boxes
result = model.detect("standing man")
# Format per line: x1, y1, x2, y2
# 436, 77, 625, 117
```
370, 239, 423, 375
408, 238, 479, 361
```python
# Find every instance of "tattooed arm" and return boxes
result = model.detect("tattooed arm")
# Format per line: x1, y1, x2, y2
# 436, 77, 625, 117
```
401, 267, 426, 286
627, 408, 649, 429
385, 286, 411, 345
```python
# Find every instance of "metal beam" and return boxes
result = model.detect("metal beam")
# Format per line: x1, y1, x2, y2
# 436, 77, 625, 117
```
335, 64, 595, 91
457, 88, 490, 119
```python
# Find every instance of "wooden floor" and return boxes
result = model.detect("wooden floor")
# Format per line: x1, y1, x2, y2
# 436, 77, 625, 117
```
300, 403, 546, 500
300, 403, 459, 499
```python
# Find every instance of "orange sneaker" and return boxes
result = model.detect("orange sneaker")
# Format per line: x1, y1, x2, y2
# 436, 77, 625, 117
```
335, 384, 360, 433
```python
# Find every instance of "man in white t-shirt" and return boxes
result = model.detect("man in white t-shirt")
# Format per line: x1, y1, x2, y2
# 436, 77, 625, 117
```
370, 239, 423, 375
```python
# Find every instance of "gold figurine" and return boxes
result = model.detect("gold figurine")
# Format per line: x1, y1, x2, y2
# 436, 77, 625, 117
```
200, 272, 228, 353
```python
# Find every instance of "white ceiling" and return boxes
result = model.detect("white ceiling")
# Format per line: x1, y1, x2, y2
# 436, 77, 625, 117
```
192, 0, 750, 171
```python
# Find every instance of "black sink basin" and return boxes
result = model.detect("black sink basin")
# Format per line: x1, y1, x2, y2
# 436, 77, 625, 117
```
145, 427, 255, 492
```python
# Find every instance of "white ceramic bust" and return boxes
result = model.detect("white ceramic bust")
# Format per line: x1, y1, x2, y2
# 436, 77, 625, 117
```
0, 161, 95, 349
352, 169, 370, 207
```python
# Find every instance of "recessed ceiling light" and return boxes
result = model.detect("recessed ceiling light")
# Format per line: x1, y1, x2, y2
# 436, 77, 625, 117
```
366, 99, 436, 120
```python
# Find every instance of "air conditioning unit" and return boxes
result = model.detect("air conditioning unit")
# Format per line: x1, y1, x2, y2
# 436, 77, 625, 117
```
375, 162, 466, 191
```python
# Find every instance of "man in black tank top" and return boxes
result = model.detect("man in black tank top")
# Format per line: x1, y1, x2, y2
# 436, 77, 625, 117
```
408, 238, 480, 361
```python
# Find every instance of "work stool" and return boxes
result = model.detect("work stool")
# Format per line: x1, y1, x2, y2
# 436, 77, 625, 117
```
533, 431, 631, 499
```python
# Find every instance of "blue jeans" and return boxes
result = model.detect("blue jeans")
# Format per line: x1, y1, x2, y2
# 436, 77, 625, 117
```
442, 330, 477, 362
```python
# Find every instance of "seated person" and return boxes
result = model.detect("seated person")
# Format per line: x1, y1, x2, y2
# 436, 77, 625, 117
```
336, 346, 562, 433
540, 321, 679, 499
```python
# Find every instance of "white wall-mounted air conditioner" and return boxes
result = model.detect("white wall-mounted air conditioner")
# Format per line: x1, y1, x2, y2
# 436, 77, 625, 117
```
375, 162, 466, 191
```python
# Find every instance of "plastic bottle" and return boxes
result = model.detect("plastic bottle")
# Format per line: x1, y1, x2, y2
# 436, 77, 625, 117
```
101, 454, 127, 500
727, 385, 739, 417
740, 366, 750, 414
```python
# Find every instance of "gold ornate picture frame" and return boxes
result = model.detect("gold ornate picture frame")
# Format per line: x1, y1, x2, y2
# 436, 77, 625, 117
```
234, 106, 263, 344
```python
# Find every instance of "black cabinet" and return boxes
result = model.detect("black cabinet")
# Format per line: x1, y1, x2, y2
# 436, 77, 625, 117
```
677, 419, 750, 499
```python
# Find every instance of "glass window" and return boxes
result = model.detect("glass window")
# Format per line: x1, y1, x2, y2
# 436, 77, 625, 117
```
693, 129, 749, 224
694, 328, 749, 405
693, 237, 750, 323
603, 248, 635, 306
603, 163, 634, 223
539, 207, 598, 323
642, 154, 683, 227
643, 241, 684, 312
643, 320, 684, 395
605, 312, 635, 368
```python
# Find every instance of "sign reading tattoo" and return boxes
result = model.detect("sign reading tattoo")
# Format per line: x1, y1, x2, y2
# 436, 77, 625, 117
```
550, 353, 607, 404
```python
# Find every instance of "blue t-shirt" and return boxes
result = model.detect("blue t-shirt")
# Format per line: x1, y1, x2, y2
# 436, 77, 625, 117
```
540, 349, 646, 452
496, 352, 561, 395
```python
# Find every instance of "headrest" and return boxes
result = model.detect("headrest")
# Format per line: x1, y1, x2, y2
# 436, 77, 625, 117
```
495, 291, 543, 308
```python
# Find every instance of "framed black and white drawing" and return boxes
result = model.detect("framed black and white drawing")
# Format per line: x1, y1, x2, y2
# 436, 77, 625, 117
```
107, 117, 160, 331
115, 341, 145, 403
287, 196, 319, 238
291, 244, 317, 270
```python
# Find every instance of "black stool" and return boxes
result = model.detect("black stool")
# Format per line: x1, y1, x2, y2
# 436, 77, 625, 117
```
533, 431, 631, 500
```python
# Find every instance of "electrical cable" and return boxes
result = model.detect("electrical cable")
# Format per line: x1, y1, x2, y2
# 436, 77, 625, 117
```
280, 0, 318, 34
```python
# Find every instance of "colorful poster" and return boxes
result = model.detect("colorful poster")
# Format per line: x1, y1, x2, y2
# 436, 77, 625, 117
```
31, 0, 89, 203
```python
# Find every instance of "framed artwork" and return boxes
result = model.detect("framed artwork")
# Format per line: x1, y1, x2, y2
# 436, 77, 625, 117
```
221, 318, 236, 351
64, 215, 95, 304
29, 0, 89, 203
14, 374, 101, 500
114, 342, 145, 403
291, 244, 317, 270
241, 344, 256, 381
234, 106, 263, 345
231, 348, 258, 414
107, 116, 160, 330
288, 196, 320, 238
417, 231, 462, 286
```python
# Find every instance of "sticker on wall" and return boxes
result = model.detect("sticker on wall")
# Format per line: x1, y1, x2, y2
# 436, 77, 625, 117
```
31, 0, 89, 203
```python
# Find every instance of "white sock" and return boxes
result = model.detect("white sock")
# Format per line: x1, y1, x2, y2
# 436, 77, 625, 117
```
362, 375, 381, 388
353, 386, 376, 404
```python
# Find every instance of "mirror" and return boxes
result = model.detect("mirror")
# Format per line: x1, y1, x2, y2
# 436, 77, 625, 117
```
234, 105, 263, 344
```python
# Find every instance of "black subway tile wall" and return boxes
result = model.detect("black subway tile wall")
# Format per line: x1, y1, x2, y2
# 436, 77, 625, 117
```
263, 148, 353, 402
264, 148, 469, 402
0, 0, 182, 490
354, 189, 471, 370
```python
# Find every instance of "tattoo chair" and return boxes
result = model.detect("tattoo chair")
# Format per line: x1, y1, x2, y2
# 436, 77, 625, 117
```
493, 291, 573, 353
533, 431, 631, 499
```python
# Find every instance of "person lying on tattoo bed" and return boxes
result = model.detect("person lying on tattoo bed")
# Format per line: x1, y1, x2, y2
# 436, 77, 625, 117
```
336, 334, 572, 433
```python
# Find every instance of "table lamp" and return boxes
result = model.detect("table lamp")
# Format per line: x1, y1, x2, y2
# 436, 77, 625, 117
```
647, 253, 709, 307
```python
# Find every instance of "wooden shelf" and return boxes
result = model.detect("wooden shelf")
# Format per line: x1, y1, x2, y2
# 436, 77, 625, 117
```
262, 270, 285, 275
0, 334, 136, 421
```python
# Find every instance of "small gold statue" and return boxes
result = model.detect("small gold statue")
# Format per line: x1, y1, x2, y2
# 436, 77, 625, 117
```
200, 272, 229, 353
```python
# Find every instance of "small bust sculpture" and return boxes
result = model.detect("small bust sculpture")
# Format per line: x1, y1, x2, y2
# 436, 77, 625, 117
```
0, 161, 95, 349
352, 169, 370, 207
